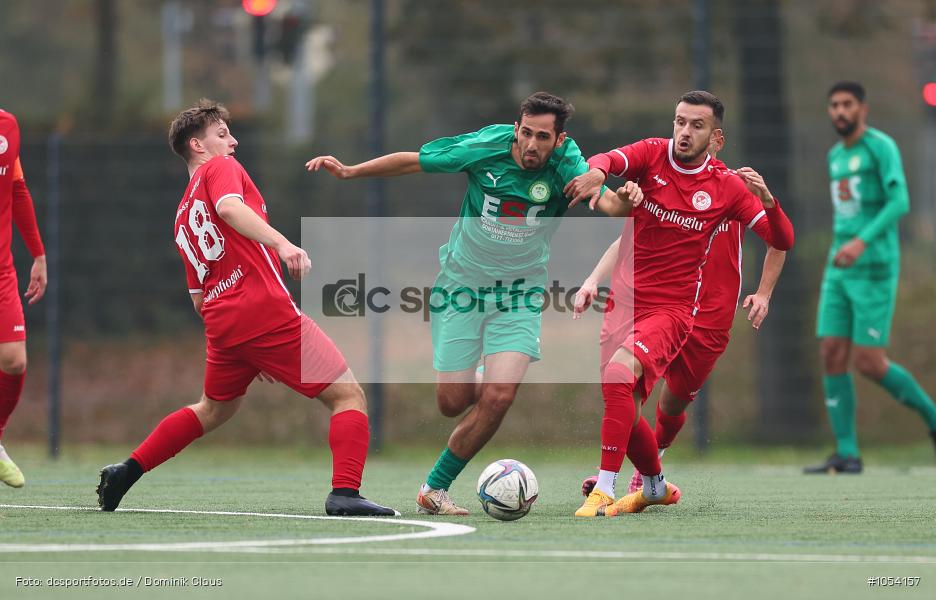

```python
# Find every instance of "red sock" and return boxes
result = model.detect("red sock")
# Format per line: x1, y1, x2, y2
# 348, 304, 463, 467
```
0, 371, 26, 439
329, 409, 369, 490
599, 363, 637, 473
655, 404, 687, 450
130, 407, 204, 471
627, 416, 661, 475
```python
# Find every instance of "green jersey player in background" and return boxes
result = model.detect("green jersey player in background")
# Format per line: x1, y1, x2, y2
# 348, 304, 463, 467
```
806, 81, 936, 474
306, 92, 640, 514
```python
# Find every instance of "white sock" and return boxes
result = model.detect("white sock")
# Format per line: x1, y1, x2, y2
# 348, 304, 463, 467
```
0, 443, 10, 462
658, 448, 666, 459
595, 470, 618, 498
642, 473, 667, 500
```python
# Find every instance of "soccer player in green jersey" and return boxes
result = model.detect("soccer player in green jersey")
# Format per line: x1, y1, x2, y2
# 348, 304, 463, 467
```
806, 81, 936, 474
306, 92, 640, 514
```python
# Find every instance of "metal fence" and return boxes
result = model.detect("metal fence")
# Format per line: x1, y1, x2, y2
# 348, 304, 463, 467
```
4, 0, 936, 450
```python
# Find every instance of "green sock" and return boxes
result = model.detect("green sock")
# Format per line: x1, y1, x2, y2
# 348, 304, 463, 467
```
878, 363, 936, 431
823, 373, 859, 458
425, 447, 469, 491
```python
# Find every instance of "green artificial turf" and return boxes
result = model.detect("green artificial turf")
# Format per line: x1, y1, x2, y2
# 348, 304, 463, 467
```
0, 443, 933, 599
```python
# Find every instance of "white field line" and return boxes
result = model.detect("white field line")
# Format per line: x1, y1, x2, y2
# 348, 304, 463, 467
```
2, 504, 934, 563
0, 504, 475, 552
230, 546, 936, 563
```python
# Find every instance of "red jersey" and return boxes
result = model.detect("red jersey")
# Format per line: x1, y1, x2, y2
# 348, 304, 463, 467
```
0, 111, 44, 274
694, 186, 794, 330
175, 155, 300, 348
588, 138, 788, 311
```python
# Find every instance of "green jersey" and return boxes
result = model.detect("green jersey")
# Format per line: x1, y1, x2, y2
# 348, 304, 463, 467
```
826, 126, 909, 277
419, 124, 593, 288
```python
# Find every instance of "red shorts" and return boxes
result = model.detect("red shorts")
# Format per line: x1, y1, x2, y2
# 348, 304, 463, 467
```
0, 271, 25, 343
205, 314, 349, 402
664, 325, 730, 401
600, 305, 693, 401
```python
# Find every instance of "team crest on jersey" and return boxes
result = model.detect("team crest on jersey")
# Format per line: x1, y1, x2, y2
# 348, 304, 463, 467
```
528, 181, 551, 204
848, 156, 861, 172
0, 135, 7, 155
691, 190, 712, 211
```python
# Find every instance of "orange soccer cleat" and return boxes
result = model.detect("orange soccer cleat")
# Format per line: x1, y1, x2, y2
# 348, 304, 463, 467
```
605, 481, 681, 516
574, 489, 614, 517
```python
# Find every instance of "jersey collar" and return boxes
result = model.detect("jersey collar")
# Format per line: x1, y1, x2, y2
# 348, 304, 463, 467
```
667, 138, 711, 175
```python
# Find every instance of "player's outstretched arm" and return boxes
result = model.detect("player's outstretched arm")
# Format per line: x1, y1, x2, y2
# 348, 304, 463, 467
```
736, 167, 776, 209
573, 238, 620, 320
216, 199, 311, 280
190, 292, 204, 317
742, 247, 786, 330
564, 167, 607, 208
736, 167, 794, 251
591, 182, 643, 216
305, 152, 422, 179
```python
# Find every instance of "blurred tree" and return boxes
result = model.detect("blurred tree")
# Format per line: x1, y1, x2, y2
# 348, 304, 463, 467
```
390, 0, 693, 138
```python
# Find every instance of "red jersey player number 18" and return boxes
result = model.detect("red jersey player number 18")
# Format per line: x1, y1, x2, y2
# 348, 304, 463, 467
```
97, 99, 397, 518
175, 155, 300, 348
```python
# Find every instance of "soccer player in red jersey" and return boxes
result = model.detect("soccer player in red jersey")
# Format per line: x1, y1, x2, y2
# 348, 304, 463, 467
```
0, 110, 47, 488
565, 91, 794, 516
96, 100, 396, 516
576, 132, 792, 497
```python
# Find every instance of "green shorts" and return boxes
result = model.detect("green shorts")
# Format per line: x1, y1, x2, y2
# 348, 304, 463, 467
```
429, 273, 543, 372
816, 270, 898, 347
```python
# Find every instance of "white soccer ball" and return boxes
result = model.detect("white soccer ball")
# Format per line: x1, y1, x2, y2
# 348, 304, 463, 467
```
476, 459, 538, 521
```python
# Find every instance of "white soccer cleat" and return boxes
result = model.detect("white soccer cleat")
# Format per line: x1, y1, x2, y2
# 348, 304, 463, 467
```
0, 458, 25, 488
416, 484, 470, 516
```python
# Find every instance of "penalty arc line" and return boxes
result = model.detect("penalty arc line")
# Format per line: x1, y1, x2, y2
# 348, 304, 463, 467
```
0, 504, 475, 552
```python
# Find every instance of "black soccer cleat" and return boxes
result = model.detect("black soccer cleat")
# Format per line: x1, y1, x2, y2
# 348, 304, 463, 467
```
97, 463, 131, 511
803, 453, 863, 474
325, 492, 400, 517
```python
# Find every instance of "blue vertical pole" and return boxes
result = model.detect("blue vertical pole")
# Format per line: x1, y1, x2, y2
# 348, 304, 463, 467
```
45, 134, 62, 459
367, 0, 386, 450
692, 0, 711, 454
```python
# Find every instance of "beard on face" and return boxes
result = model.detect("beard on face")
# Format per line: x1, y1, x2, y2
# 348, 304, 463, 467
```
674, 143, 707, 164
833, 117, 857, 137
520, 146, 550, 169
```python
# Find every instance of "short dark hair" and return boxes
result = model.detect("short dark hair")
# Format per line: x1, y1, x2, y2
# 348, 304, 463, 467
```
677, 90, 724, 126
518, 92, 574, 134
168, 98, 230, 160
828, 81, 865, 103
